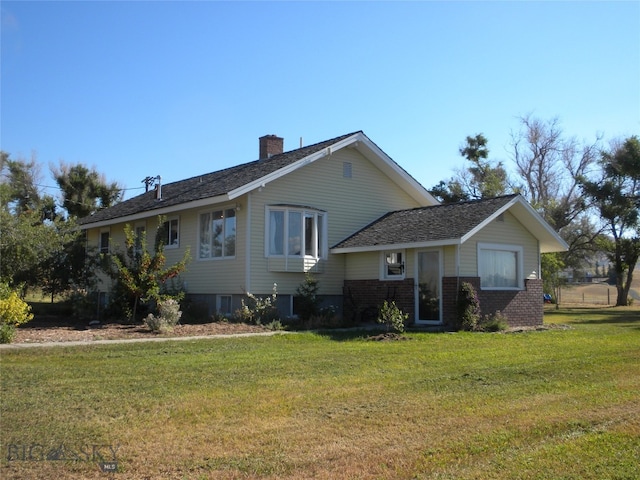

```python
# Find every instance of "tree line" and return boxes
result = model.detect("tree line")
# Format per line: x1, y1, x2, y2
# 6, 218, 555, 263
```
429, 115, 639, 306
0, 153, 123, 300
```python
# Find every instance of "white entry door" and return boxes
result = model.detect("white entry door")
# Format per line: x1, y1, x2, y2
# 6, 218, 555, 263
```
415, 250, 442, 324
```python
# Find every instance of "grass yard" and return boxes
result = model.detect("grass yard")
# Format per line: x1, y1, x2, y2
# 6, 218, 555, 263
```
1, 307, 639, 479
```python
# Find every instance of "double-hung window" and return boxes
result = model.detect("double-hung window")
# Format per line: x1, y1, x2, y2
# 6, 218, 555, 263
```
199, 208, 236, 259
99, 230, 110, 254
162, 218, 179, 248
478, 243, 523, 289
382, 250, 405, 280
267, 207, 325, 258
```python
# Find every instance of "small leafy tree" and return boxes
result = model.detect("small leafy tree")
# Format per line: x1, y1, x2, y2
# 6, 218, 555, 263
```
110, 218, 190, 320
541, 252, 565, 309
0, 282, 34, 343
377, 300, 408, 333
456, 282, 480, 331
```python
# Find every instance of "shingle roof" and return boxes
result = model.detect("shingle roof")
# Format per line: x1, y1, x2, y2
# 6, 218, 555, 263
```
332, 195, 519, 250
79, 132, 360, 225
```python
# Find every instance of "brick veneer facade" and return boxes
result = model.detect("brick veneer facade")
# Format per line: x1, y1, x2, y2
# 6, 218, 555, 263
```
442, 277, 543, 328
344, 277, 544, 328
343, 279, 415, 324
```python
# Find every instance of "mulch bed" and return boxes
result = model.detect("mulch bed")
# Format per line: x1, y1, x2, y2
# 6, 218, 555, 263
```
13, 316, 270, 344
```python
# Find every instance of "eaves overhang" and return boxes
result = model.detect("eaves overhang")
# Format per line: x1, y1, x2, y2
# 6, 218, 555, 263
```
79, 194, 230, 230
331, 238, 461, 254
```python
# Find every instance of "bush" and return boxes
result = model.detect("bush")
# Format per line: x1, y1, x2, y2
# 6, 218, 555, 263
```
234, 284, 279, 325
0, 323, 16, 344
478, 311, 509, 332
456, 282, 480, 331
265, 319, 284, 331
377, 300, 408, 333
144, 298, 182, 333
65, 288, 98, 320
0, 282, 34, 344
294, 274, 321, 321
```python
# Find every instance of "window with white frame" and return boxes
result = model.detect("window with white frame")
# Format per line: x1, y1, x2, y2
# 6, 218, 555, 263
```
266, 207, 325, 258
382, 250, 405, 279
478, 243, 523, 289
99, 230, 110, 254
199, 208, 236, 259
162, 218, 179, 248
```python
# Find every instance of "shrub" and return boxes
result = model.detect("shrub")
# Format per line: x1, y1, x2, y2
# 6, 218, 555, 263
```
478, 311, 509, 332
0, 282, 34, 344
377, 300, 408, 333
265, 319, 284, 331
302, 306, 342, 330
294, 274, 321, 321
144, 298, 182, 333
457, 282, 480, 331
0, 323, 16, 344
234, 284, 279, 325
65, 288, 98, 320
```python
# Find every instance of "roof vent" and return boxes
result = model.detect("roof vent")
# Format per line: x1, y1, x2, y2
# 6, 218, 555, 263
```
259, 135, 284, 159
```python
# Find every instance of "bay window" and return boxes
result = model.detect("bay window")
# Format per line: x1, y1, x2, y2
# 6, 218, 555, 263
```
267, 207, 325, 258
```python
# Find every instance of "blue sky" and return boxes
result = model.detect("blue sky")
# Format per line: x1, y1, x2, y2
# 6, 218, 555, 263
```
2, 1, 638, 202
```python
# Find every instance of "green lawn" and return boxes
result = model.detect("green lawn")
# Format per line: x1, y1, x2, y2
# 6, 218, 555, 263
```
1, 307, 639, 479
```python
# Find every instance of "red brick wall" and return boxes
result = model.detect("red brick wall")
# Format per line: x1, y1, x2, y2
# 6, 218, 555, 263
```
343, 279, 415, 323
344, 277, 544, 328
442, 277, 543, 328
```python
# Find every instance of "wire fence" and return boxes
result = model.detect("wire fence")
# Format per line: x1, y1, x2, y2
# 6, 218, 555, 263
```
557, 284, 615, 306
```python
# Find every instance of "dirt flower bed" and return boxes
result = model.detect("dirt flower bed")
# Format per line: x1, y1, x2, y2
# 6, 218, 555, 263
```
13, 317, 270, 344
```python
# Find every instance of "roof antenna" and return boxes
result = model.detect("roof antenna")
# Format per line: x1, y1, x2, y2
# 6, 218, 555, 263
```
142, 176, 155, 192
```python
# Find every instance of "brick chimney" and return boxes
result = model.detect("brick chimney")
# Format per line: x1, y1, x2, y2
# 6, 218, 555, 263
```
259, 135, 284, 159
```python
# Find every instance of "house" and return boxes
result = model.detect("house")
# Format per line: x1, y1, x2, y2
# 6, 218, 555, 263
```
79, 131, 567, 328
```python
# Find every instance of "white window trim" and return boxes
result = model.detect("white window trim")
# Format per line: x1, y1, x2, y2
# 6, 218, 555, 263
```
477, 242, 524, 290
164, 217, 180, 249
380, 250, 406, 280
198, 206, 237, 261
265, 206, 327, 259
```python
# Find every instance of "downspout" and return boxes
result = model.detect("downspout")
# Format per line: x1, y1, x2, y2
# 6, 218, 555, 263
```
245, 191, 252, 294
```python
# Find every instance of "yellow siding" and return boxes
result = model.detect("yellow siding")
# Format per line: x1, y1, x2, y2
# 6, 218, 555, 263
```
442, 246, 458, 277
85, 148, 424, 297
248, 148, 422, 294
459, 211, 539, 278
85, 207, 248, 295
